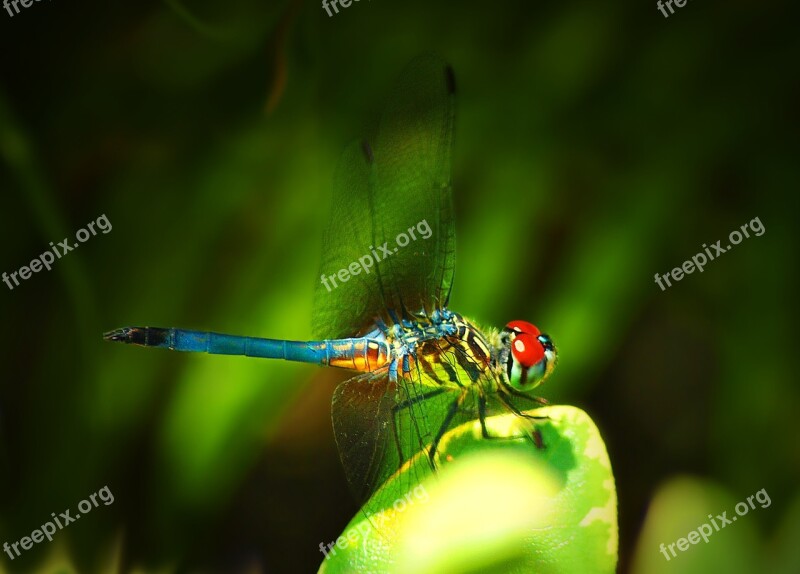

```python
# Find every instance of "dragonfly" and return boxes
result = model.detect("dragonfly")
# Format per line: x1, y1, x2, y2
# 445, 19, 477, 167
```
104, 54, 557, 512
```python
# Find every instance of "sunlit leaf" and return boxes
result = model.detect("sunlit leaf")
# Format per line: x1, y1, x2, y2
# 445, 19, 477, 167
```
319, 405, 617, 574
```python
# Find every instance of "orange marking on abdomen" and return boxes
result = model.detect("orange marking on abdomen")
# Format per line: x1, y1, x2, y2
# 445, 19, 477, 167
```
328, 339, 391, 372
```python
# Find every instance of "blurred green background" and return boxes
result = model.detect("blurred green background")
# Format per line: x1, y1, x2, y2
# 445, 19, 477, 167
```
0, 0, 797, 572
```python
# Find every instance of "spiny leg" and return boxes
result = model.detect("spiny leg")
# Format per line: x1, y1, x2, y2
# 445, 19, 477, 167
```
394, 353, 454, 464
504, 385, 549, 406
495, 392, 548, 450
444, 345, 533, 443
397, 343, 471, 461
390, 385, 449, 465
477, 393, 530, 442
478, 393, 545, 448
500, 397, 548, 421
427, 390, 467, 469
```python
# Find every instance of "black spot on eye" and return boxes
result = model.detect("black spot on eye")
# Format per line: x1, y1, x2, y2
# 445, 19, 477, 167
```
519, 365, 529, 387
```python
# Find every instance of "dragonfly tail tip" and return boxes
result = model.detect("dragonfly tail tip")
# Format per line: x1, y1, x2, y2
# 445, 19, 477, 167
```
103, 327, 137, 343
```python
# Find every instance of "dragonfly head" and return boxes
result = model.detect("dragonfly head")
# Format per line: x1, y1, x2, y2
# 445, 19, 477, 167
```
501, 320, 556, 392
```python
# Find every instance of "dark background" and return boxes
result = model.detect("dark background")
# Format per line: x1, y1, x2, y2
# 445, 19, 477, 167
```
0, 0, 797, 572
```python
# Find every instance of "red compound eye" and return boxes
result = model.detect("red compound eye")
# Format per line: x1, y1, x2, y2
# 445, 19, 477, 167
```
505, 320, 541, 337
510, 333, 546, 368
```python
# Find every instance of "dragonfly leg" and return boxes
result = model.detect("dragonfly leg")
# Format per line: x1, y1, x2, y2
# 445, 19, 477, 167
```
504, 385, 549, 406
478, 394, 525, 441
477, 393, 541, 447
427, 391, 468, 469
390, 386, 449, 466
494, 392, 548, 450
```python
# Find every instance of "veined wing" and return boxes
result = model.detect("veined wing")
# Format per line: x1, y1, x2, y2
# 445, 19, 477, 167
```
312, 140, 383, 339
312, 54, 456, 339
332, 338, 498, 513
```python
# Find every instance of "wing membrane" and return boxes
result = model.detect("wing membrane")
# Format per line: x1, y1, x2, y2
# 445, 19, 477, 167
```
370, 54, 456, 320
312, 141, 384, 339
332, 338, 497, 513
312, 54, 456, 339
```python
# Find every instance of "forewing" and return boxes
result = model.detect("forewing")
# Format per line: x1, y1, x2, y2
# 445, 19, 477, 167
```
312, 141, 384, 339
312, 55, 456, 339
332, 339, 493, 513
369, 53, 456, 320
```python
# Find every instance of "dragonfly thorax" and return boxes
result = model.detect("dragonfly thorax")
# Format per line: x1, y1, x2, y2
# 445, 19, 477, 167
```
374, 310, 498, 388
371, 312, 556, 395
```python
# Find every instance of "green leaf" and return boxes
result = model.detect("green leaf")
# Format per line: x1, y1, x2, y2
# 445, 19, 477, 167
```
769, 492, 800, 574
630, 477, 800, 574
318, 405, 617, 574
629, 477, 761, 574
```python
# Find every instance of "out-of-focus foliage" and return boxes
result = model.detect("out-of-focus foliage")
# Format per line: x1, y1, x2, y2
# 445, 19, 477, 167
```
631, 477, 800, 574
0, 0, 797, 572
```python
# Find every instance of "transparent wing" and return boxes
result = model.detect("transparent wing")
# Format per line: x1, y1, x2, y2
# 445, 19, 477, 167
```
330, 369, 399, 504
312, 54, 456, 339
369, 53, 456, 322
332, 338, 499, 514
312, 141, 385, 339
